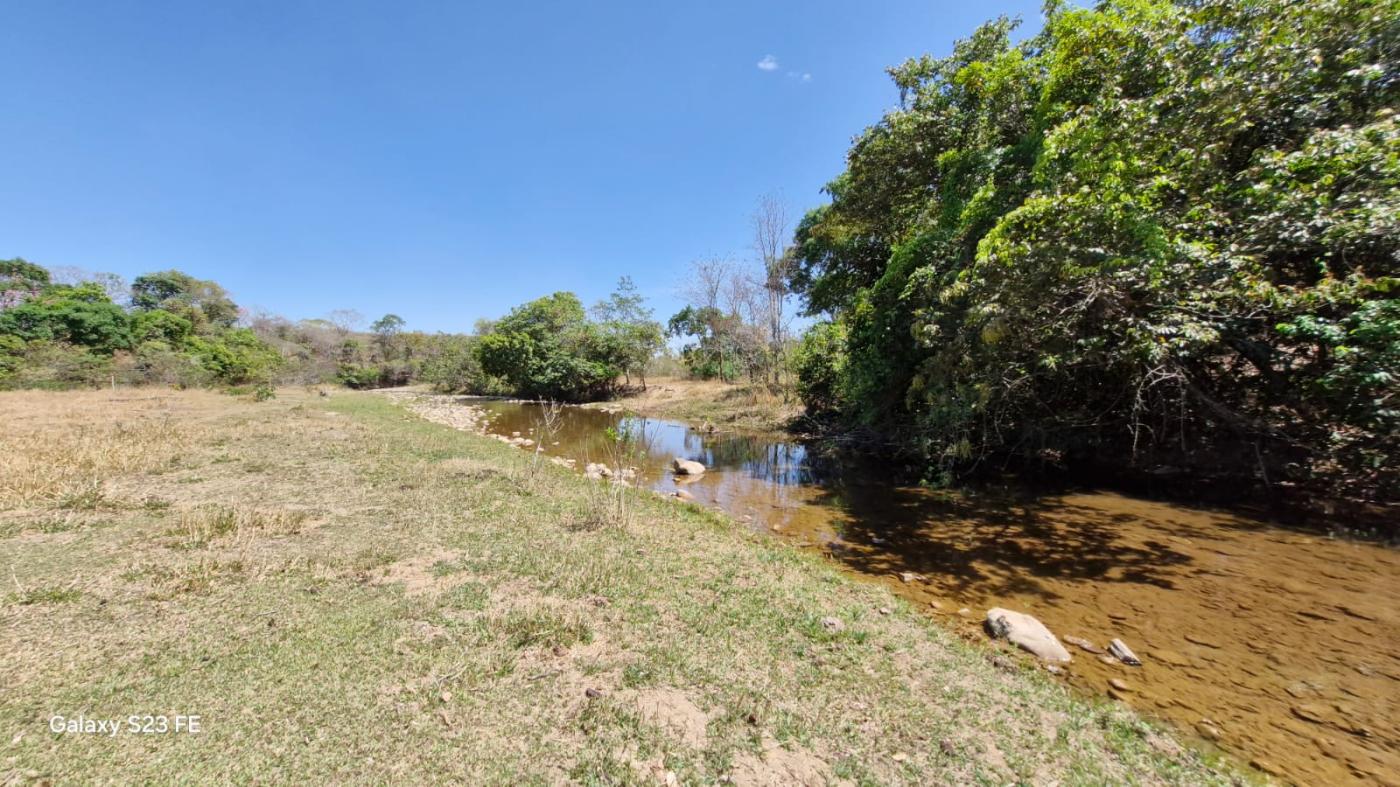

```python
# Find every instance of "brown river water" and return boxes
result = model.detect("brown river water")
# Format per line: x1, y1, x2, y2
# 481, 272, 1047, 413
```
460, 398, 1398, 785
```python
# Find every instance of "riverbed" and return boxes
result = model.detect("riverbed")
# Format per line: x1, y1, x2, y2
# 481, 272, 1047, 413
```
409, 394, 1399, 786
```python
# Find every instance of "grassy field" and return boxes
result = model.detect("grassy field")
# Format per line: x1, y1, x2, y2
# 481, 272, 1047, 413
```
0, 388, 1235, 784
587, 377, 803, 434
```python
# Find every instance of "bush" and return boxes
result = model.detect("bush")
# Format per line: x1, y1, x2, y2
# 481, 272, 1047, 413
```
129, 341, 213, 387
0, 341, 114, 390
185, 328, 283, 385
476, 292, 623, 401
792, 322, 848, 415
336, 364, 382, 389
0, 284, 131, 353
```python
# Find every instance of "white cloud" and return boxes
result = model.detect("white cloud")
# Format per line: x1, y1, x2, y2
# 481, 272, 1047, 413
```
802, 72, 812, 82
756, 54, 779, 71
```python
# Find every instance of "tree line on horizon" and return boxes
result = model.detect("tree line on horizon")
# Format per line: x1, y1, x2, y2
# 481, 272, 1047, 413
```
0, 260, 284, 390
0, 258, 676, 400
0, 259, 489, 392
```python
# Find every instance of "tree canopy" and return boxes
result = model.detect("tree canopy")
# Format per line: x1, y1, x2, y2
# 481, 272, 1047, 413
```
592, 277, 664, 388
790, 0, 1399, 501
131, 269, 240, 329
476, 292, 622, 401
0, 266, 280, 389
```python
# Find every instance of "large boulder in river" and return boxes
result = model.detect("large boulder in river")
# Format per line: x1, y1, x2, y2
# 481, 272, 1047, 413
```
985, 608, 1072, 663
671, 458, 706, 476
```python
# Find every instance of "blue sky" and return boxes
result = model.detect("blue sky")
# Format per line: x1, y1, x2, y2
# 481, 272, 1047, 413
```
2, 0, 1043, 332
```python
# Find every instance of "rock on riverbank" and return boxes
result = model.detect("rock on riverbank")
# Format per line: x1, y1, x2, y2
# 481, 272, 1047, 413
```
985, 608, 1072, 663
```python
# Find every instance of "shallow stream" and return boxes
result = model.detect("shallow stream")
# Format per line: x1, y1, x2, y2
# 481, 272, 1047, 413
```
470, 398, 1398, 785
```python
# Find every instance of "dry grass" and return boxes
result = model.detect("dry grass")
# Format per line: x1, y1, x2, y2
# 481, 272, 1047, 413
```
0, 390, 198, 508
170, 505, 309, 549
0, 388, 1238, 784
591, 376, 803, 433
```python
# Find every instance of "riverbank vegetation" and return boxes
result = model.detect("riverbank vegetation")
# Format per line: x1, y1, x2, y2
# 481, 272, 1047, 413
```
787, 0, 1398, 506
0, 387, 1233, 783
667, 196, 801, 388
473, 281, 665, 401
0, 261, 283, 390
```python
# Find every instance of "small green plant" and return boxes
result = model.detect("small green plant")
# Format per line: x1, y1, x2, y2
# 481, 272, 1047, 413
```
10, 585, 82, 605
346, 546, 400, 574
122, 559, 247, 597
33, 517, 81, 534
253, 382, 276, 402
621, 663, 657, 688
498, 609, 593, 650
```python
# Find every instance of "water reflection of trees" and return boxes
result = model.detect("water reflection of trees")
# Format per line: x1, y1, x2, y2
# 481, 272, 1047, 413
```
628, 415, 867, 488
489, 403, 873, 490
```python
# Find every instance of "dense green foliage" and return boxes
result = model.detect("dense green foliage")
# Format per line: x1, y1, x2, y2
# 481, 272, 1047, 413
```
417, 334, 505, 394
0, 283, 133, 353
791, 0, 1398, 501
476, 292, 624, 401
131, 270, 239, 330
791, 320, 849, 414
427, 281, 666, 401
0, 259, 282, 389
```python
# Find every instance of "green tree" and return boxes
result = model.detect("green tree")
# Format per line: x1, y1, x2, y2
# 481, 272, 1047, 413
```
370, 313, 406, 359
0, 258, 51, 309
131, 310, 194, 344
131, 270, 239, 330
477, 292, 622, 401
666, 305, 739, 381
593, 277, 664, 388
791, 0, 1400, 500
0, 283, 132, 354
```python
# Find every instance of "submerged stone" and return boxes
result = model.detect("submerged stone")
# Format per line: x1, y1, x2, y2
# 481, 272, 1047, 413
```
1109, 638, 1143, 666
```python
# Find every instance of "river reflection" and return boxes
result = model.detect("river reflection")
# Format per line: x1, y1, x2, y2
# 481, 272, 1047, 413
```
472, 399, 1399, 786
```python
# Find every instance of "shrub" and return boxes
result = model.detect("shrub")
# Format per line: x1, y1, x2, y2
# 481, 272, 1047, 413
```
476, 292, 623, 401
792, 321, 848, 414
337, 363, 382, 389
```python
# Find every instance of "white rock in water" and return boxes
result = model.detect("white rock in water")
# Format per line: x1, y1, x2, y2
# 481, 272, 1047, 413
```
985, 608, 1072, 663
583, 462, 612, 480
671, 458, 706, 475
1109, 638, 1142, 666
